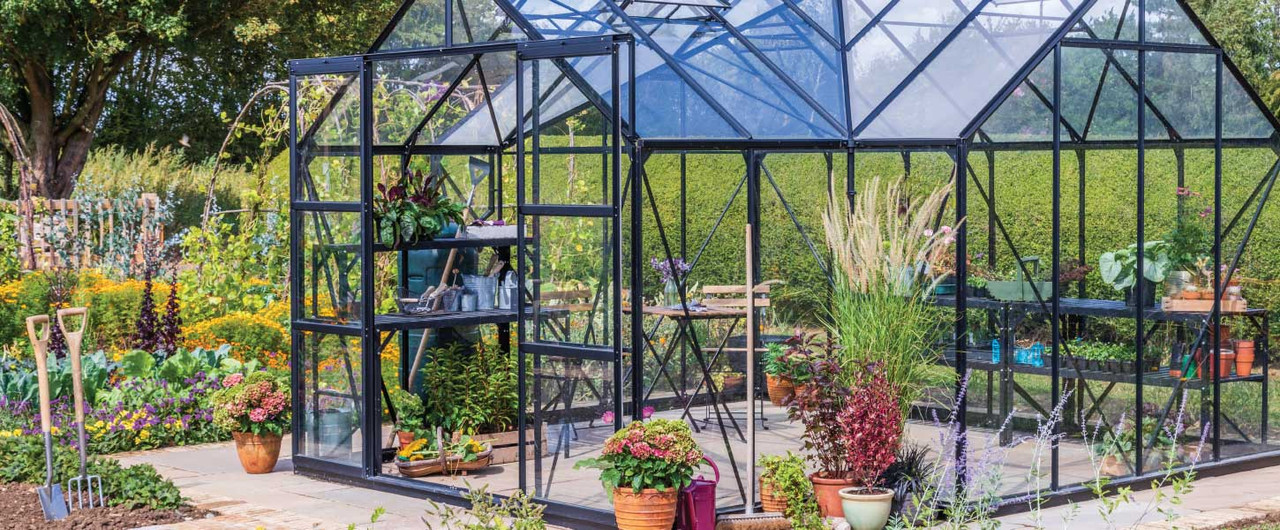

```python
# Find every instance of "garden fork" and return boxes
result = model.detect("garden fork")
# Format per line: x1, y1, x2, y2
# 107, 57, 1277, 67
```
27, 315, 69, 520
59, 307, 104, 510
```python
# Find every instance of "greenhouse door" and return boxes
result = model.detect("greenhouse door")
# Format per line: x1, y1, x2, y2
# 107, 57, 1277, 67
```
513, 37, 630, 504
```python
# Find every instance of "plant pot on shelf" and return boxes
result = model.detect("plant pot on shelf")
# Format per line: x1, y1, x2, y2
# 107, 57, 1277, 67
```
759, 478, 788, 513
398, 430, 416, 449
233, 432, 282, 474
811, 473, 856, 518
838, 487, 894, 530
1236, 340, 1256, 376
1125, 280, 1158, 307
721, 374, 746, 393
612, 487, 678, 530
765, 374, 795, 406
1219, 351, 1236, 378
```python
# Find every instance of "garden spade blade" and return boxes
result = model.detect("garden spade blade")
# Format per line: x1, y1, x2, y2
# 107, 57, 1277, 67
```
27, 315, 69, 520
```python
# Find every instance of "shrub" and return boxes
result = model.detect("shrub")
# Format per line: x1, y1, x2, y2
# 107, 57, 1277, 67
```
576, 419, 704, 494
89, 373, 226, 453
184, 311, 288, 370
0, 434, 185, 510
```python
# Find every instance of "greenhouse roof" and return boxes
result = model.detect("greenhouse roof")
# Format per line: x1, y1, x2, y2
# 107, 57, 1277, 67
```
367, 0, 1280, 145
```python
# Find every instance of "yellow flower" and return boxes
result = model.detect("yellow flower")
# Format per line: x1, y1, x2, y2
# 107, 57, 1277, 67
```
50, 426, 59, 435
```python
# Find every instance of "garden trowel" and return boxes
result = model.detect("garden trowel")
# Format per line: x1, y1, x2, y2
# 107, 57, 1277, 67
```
27, 315, 69, 521
59, 307, 104, 510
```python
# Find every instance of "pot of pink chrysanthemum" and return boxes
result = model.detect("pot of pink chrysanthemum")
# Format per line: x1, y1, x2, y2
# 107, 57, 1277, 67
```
575, 418, 703, 530
211, 372, 291, 474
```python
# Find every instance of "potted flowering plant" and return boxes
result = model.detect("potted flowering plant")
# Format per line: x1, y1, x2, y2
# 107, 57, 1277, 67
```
575, 419, 703, 530
374, 169, 466, 248
836, 366, 902, 530
211, 372, 290, 474
786, 352, 853, 517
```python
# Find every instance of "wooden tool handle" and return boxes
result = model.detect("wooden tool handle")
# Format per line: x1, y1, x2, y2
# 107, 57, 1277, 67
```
27, 315, 53, 435
57, 307, 89, 425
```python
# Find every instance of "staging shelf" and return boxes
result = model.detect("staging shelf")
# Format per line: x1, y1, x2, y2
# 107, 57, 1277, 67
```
375, 308, 518, 330
934, 295, 1266, 322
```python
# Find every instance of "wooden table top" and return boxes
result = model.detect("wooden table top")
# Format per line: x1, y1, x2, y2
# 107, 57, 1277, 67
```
623, 304, 747, 319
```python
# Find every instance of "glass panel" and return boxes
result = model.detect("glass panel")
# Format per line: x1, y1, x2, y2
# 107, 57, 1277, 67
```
1144, 0, 1208, 45
452, 0, 527, 43
524, 351, 617, 511
525, 115, 617, 207
300, 211, 363, 324
513, 0, 743, 138
1144, 52, 1215, 140
841, 0, 893, 47
524, 215, 618, 348
643, 18, 841, 138
438, 51, 523, 146
790, 0, 838, 39
728, 0, 847, 131
299, 331, 365, 466
846, 0, 976, 130
1223, 73, 1276, 139
1082, 48, 1140, 140
378, 0, 447, 51
297, 73, 362, 202
977, 56, 1055, 142
1073, 0, 1138, 41
859, 0, 1078, 139
375, 56, 464, 145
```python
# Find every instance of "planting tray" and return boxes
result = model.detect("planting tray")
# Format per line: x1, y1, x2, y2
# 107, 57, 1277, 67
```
1161, 297, 1247, 313
986, 280, 1054, 302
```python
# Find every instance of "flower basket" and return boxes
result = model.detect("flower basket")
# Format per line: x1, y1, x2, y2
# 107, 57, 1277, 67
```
445, 447, 493, 475
759, 478, 788, 513
765, 374, 794, 406
396, 458, 446, 478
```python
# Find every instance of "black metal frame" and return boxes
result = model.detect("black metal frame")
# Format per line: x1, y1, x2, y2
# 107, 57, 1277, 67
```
287, 0, 1280, 522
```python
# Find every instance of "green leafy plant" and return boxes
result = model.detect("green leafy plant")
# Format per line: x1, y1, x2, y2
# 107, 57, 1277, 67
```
1099, 241, 1173, 292
389, 386, 426, 436
374, 169, 465, 248
762, 337, 821, 382
119, 349, 158, 378
575, 419, 704, 495
0, 435, 185, 510
759, 452, 824, 530
1091, 415, 1175, 460
424, 482, 546, 530
418, 341, 518, 436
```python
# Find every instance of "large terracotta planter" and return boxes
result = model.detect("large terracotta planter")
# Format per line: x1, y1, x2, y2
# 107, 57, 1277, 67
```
810, 473, 855, 518
612, 487, 678, 530
233, 432, 282, 474
1236, 340, 1256, 376
838, 487, 894, 530
760, 478, 787, 513
765, 374, 795, 406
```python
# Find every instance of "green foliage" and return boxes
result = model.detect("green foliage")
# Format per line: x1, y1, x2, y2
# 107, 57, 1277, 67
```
119, 350, 157, 379
759, 452, 825, 530
0, 210, 17, 282
91, 371, 226, 453
1099, 241, 1173, 292
424, 483, 547, 530
388, 386, 426, 435
0, 352, 108, 404
374, 170, 466, 248
0, 435, 185, 510
179, 209, 289, 322
417, 342, 518, 435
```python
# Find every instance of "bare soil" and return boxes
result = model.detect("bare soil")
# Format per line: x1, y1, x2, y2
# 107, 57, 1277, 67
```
0, 482, 210, 529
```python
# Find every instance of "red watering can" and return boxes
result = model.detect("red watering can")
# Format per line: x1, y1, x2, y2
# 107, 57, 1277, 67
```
677, 456, 719, 530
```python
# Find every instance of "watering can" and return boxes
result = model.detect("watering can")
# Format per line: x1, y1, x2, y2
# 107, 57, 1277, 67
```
676, 456, 720, 530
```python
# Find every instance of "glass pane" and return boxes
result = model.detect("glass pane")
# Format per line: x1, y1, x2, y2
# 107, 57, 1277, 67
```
790, 0, 838, 39
375, 56, 464, 145
513, 0, 743, 138
1144, 0, 1208, 45
300, 211, 363, 325
299, 331, 365, 467
1082, 48, 1141, 140
439, 51, 522, 146
1223, 73, 1276, 139
453, 0, 527, 43
379, 0, 447, 51
643, 18, 841, 138
977, 56, 1055, 142
846, 0, 976, 129
524, 351, 617, 511
524, 215, 618, 348
728, 0, 847, 131
296, 73, 362, 202
1144, 51, 1215, 140
841, 0, 893, 47
859, 0, 1079, 139
1072, 0, 1138, 41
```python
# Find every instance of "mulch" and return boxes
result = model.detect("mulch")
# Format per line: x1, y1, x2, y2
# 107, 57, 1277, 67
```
0, 483, 211, 529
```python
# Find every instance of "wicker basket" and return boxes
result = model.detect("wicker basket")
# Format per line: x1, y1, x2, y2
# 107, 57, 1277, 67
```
396, 458, 446, 478
446, 448, 493, 475
759, 479, 788, 513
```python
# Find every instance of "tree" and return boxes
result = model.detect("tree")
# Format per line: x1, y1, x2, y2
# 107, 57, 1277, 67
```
1187, 0, 1280, 117
0, 1, 400, 199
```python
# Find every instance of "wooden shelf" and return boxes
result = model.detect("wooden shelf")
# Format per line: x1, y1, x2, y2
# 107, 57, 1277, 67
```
375, 308, 518, 331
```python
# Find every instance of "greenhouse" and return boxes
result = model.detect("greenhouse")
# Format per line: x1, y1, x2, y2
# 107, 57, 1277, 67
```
287, 0, 1280, 526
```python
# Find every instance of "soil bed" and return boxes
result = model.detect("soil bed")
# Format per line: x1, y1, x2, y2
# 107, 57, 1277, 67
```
0, 483, 210, 529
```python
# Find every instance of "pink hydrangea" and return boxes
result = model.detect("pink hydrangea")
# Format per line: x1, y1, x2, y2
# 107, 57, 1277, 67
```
222, 374, 244, 387
249, 408, 268, 423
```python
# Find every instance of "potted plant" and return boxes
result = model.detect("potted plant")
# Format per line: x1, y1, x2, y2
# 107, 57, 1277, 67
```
389, 386, 426, 448
758, 452, 824, 529
1099, 241, 1172, 307
878, 443, 933, 522
836, 365, 902, 530
374, 169, 466, 248
396, 431, 444, 477
1165, 187, 1213, 295
651, 257, 692, 307
786, 354, 853, 517
1091, 414, 1174, 476
211, 372, 290, 474
762, 341, 805, 406
575, 419, 703, 530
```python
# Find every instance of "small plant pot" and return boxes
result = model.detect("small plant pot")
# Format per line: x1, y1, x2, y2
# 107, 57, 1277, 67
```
1218, 351, 1236, 378
233, 432, 282, 474
765, 374, 795, 406
1098, 454, 1127, 477
612, 487, 678, 530
398, 430, 416, 449
759, 478, 788, 513
810, 473, 856, 518
838, 487, 894, 530
1236, 340, 1256, 376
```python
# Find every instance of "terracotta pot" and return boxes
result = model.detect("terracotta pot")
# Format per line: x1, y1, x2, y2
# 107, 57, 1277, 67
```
811, 473, 856, 518
233, 431, 282, 474
1098, 454, 1128, 476
1236, 340, 1256, 376
765, 374, 795, 406
838, 487, 894, 530
612, 487, 678, 530
398, 430, 416, 448
1219, 351, 1236, 378
760, 478, 788, 513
